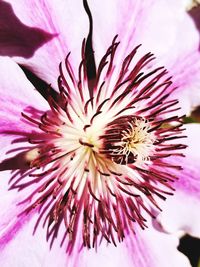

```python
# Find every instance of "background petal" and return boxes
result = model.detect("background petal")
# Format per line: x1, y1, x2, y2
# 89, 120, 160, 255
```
0, 0, 89, 88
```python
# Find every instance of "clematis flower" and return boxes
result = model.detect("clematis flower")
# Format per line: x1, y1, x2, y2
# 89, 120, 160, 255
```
0, 1, 200, 267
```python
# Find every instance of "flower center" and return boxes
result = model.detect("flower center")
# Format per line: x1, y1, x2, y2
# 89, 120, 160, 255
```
6, 37, 186, 251
100, 115, 156, 165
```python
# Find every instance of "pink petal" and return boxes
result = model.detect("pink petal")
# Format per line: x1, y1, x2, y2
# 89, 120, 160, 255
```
0, 170, 71, 266
0, 1, 89, 88
75, 225, 191, 267
89, 0, 200, 115
0, 208, 68, 267
158, 123, 200, 238
0, 195, 191, 267
0, 57, 75, 267
161, 8, 200, 116
0, 171, 26, 237
0, 57, 48, 161
89, 0, 191, 61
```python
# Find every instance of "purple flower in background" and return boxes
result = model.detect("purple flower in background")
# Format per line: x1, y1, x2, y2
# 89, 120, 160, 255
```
0, 1, 200, 266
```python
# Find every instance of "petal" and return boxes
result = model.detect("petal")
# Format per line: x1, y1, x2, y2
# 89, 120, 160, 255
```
0, 201, 191, 267
76, 226, 191, 267
0, 171, 191, 267
0, 209, 69, 267
89, 0, 200, 115
0, 171, 78, 267
0, 0, 89, 87
158, 123, 200, 238
0, 171, 26, 237
89, 0, 191, 61
0, 57, 48, 161
0, 170, 71, 266
162, 7, 200, 116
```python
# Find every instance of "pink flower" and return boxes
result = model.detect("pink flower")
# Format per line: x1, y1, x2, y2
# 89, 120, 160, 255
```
0, 1, 200, 266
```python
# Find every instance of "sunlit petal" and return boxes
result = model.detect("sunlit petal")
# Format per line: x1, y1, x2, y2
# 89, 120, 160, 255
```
88, 0, 200, 115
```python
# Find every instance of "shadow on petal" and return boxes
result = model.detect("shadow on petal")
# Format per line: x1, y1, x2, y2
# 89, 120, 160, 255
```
0, 1, 57, 58
189, 5, 200, 50
0, 151, 31, 171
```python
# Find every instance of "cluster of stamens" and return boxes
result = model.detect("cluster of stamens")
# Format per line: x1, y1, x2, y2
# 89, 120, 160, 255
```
100, 116, 156, 165
5, 37, 186, 251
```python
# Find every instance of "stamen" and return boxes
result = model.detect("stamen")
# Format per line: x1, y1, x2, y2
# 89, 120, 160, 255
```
100, 116, 156, 165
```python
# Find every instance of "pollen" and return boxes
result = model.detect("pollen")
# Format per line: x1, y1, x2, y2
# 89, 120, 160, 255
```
100, 116, 156, 165
24, 148, 40, 164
